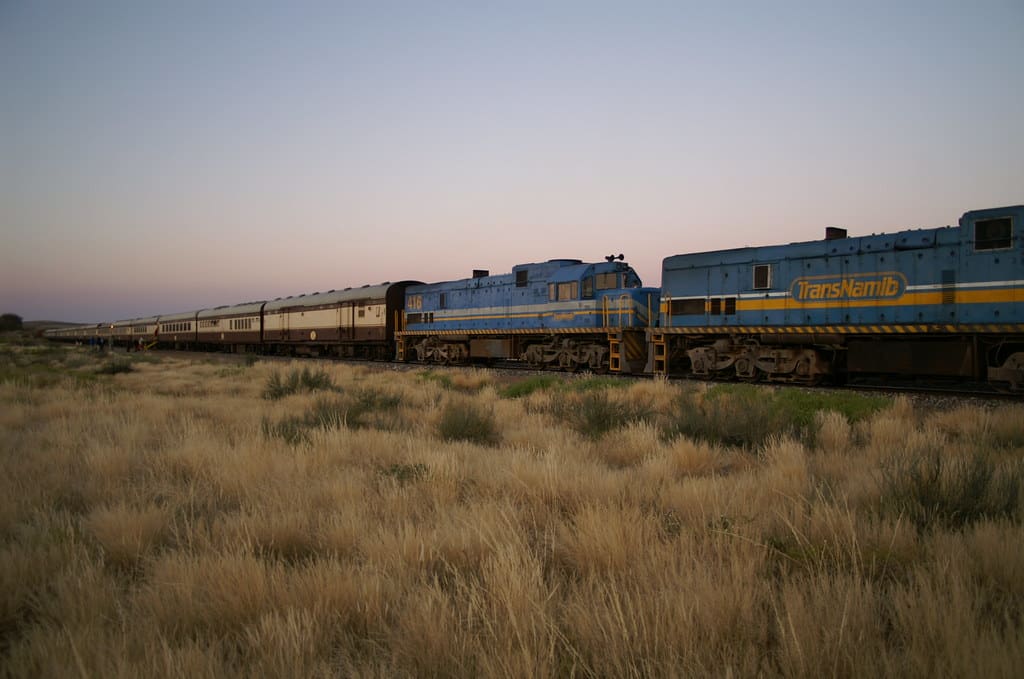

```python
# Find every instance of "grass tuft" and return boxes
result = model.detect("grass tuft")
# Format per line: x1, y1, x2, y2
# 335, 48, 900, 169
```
379, 463, 429, 485
95, 360, 134, 375
437, 401, 499, 445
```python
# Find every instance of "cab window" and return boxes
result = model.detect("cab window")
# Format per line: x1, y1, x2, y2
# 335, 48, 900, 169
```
975, 217, 1012, 251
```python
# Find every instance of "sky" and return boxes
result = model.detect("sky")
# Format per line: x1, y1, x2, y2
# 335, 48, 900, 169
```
2, 0, 1022, 323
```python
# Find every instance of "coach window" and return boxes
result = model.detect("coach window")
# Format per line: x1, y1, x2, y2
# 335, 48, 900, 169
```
975, 217, 1012, 251
516, 270, 528, 287
438, 294, 446, 310
548, 283, 556, 301
557, 282, 577, 301
753, 264, 772, 290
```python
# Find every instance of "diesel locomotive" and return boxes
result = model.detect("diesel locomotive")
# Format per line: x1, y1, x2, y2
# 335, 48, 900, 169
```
652, 205, 1024, 390
44, 204, 1024, 391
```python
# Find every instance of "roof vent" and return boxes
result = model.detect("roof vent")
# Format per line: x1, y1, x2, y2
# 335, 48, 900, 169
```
825, 227, 847, 240
473, 269, 489, 278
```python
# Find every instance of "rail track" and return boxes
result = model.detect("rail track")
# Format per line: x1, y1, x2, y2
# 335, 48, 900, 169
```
132, 346, 1020, 406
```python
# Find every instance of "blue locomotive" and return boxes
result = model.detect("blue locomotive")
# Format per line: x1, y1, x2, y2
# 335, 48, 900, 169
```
397, 256, 659, 372
652, 205, 1024, 388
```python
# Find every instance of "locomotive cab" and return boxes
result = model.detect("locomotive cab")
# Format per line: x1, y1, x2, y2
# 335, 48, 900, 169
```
960, 205, 1024, 390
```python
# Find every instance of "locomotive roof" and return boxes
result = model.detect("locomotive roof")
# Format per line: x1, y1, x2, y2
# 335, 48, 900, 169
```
547, 260, 636, 284
663, 205, 1023, 269
663, 224, 956, 269
411, 258, 640, 291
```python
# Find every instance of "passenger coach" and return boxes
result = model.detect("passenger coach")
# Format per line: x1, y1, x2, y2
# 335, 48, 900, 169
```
262, 282, 420, 358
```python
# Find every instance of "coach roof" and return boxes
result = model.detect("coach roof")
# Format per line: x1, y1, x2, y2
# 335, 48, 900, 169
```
263, 283, 394, 312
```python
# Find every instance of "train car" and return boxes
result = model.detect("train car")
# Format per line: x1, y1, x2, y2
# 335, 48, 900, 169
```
196, 302, 266, 352
262, 282, 420, 358
127, 316, 160, 349
48, 323, 108, 344
652, 205, 1024, 390
111, 320, 132, 348
94, 323, 112, 346
397, 257, 659, 372
157, 311, 198, 349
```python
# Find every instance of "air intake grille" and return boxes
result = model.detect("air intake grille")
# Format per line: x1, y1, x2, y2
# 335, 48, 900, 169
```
941, 270, 956, 304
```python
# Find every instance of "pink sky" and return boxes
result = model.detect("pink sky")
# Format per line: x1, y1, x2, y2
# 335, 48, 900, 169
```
3, 1, 1022, 322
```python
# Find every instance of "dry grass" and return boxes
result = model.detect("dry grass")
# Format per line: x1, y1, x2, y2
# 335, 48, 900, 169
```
1, 339, 1023, 677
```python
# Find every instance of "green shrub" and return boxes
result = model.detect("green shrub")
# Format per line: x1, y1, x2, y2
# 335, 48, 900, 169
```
437, 402, 499, 445
565, 376, 629, 393
263, 367, 335, 400
665, 388, 777, 448
499, 375, 559, 399
96, 360, 134, 375
265, 390, 405, 443
308, 396, 348, 430
261, 415, 310, 445
553, 391, 654, 440
417, 370, 454, 390
879, 451, 1022, 532
665, 385, 889, 449
771, 388, 888, 432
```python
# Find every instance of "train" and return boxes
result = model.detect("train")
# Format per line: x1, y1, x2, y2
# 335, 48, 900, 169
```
44, 204, 1024, 392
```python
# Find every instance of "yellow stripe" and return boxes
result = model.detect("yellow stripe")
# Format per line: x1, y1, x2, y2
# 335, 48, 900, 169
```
652, 323, 1024, 335
735, 287, 1021, 312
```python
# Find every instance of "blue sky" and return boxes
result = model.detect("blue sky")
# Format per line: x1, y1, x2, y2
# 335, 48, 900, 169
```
2, 0, 1022, 322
